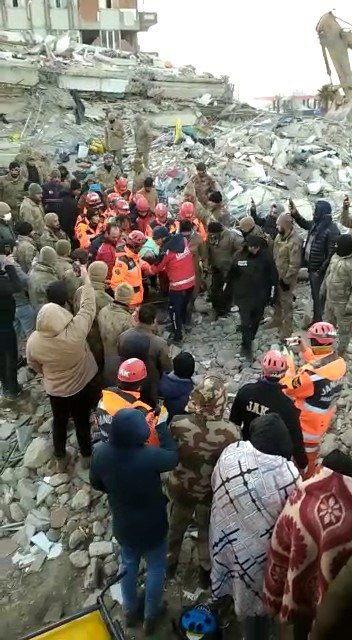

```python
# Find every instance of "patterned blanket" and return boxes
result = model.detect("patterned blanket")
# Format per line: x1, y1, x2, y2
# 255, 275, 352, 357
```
210, 440, 299, 618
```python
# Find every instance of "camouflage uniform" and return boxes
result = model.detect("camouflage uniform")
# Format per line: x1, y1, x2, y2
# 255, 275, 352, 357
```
272, 228, 302, 339
104, 113, 124, 171
39, 226, 69, 250
28, 262, 59, 311
74, 280, 112, 369
19, 197, 45, 235
183, 181, 208, 223
132, 159, 150, 194
0, 173, 26, 221
134, 116, 153, 167
95, 165, 120, 191
191, 172, 216, 207
324, 252, 352, 355
168, 375, 238, 571
98, 301, 133, 383
13, 235, 38, 273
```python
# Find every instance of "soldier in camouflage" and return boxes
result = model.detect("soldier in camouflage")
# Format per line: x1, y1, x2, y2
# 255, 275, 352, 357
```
324, 234, 352, 356
168, 374, 238, 587
13, 221, 38, 273
134, 115, 154, 168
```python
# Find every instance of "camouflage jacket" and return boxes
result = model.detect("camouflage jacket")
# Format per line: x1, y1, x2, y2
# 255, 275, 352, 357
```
13, 235, 38, 273
192, 173, 216, 207
39, 226, 69, 250
74, 282, 112, 368
168, 414, 238, 504
95, 166, 120, 191
205, 228, 242, 273
28, 262, 59, 310
273, 228, 302, 286
98, 301, 133, 356
0, 173, 26, 216
135, 122, 153, 152
55, 255, 73, 278
325, 253, 352, 311
105, 119, 124, 152
19, 197, 45, 235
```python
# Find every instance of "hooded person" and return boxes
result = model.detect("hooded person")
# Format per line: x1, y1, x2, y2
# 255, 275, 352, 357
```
98, 282, 134, 386
323, 233, 352, 356
159, 351, 195, 421
39, 212, 69, 249
19, 183, 45, 236
13, 220, 38, 273
28, 246, 60, 312
26, 267, 99, 472
55, 239, 73, 277
168, 375, 238, 587
290, 198, 340, 322
0, 161, 26, 221
210, 413, 300, 640
90, 408, 178, 634
74, 261, 113, 370
264, 449, 352, 640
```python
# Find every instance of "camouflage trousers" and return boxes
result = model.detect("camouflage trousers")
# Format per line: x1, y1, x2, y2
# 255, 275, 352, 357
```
135, 148, 150, 168
324, 301, 352, 356
272, 288, 295, 339
168, 499, 211, 571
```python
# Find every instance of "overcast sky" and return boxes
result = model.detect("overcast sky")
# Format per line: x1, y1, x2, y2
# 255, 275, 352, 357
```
138, 1, 352, 102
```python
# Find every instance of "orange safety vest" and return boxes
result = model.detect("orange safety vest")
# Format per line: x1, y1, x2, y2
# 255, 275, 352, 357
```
96, 388, 168, 446
282, 347, 346, 477
74, 220, 100, 249
175, 218, 207, 241
110, 246, 144, 306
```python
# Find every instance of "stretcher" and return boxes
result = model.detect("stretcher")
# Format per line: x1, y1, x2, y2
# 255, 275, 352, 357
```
20, 574, 126, 640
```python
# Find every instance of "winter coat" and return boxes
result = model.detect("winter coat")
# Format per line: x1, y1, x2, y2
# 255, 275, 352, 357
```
135, 121, 153, 153
19, 197, 45, 235
0, 218, 17, 250
159, 372, 194, 421
0, 173, 26, 217
132, 168, 150, 194
13, 236, 38, 273
149, 234, 196, 291
42, 181, 63, 215
58, 192, 79, 241
273, 228, 302, 287
293, 205, 340, 274
231, 246, 278, 303
192, 172, 216, 207
310, 555, 352, 640
255, 213, 279, 240
90, 409, 178, 552
28, 262, 59, 310
105, 119, 124, 152
39, 226, 69, 250
324, 252, 352, 311
96, 240, 117, 280
205, 228, 241, 273
119, 324, 172, 380
55, 255, 74, 278
0, 263, 22, 329
74, 281, 112, 367
137, 187, 158, 213
98, 301, 133, 383
26, 283, 97, 397
95, 166, 120, 191
242, 223, 272, 248
21, 162, 44, 185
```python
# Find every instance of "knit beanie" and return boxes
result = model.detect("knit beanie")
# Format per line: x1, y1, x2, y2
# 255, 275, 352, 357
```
39, 246, 57, 266
28, 183, 43, 196
55, 239, 71, 257
88, 261, 108, 283
249, 413, 292, 461
173, 352, 195, 379
239, 216, 255, 233
15, 220, 33, 236
46, 281, 68, 307
114, 283, 134, 305
50, 169, 61, 179
44, 212, 59, 227
336, 234, 352, 257
0, 202, 11, 216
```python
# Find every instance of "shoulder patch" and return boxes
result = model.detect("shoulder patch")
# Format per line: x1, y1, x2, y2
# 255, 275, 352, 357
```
292, 376, 302, 389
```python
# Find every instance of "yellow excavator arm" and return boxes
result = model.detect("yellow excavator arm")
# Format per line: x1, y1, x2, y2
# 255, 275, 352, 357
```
316, 11, 352, 99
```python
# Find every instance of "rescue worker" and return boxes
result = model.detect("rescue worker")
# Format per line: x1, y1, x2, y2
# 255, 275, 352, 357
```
148, 227, 196, 344
104, 111, 124, 172
13, 221, 38, 273
96, 357, 167, 446
207, 191, 230, 226
323, 234, 352, 357
39, 212, 69, 249
205, 221, 242, 318
95, 154, 120, 191
114, 176, 129, 199
183, 181, 208, 223
230, 350, 308, 471
130, 195, 153, 236
75, 208, 102, 250
54, 239, 74, 278
270, 212, 302, 339
42, 169, 63, 215
104, 192, 120, 219
150, 203, 176, 233
282, 321, 346, 477
110, 230, 147, 307
0, 161, 26, 222
77, 183, 102, 215
137, 177, 158, 213
238, 215, 271, 247
232, 235, 278, 361
290, 198, 340, 322
179, 220, 206, 321
176, 201, 206, 241
96, 223, 121, 281
132, 157, 150, 194
134, 115, 153, 167
19, 183, 45, 236
191, 162, 216, 208
116, 213, 132, 244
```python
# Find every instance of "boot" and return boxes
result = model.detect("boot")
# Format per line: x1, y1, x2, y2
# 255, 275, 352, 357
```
55, 452, 71, 474
143, 602, 167, 636
166, 563, 178, 581
240, 344, 253, 363
80, 455, 91, 470
198, 566, 211, 590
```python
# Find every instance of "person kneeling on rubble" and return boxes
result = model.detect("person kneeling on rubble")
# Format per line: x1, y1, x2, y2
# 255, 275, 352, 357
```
90, 408, 178, 635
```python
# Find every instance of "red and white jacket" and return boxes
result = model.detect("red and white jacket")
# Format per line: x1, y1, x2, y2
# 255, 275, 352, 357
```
149, 234, 195, 291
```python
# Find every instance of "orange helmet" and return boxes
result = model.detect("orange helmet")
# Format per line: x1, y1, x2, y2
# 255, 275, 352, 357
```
117, 358, 147, 383
307, 322, 336, 345
127, 230, 146, 249
155, 203, 168, 222
116, 198, 130, 215
262, 350, 288, 378
115, 176, 128, 194
86, 192, 101, 206
179, 201, 195, 220
136, 196, 150, 214
107, 192, 120, 205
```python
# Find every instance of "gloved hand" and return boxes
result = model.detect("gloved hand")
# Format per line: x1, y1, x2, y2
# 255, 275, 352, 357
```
279, 278, 290, 292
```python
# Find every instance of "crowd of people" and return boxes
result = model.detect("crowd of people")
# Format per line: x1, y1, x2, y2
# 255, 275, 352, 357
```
1, 117, 352, 639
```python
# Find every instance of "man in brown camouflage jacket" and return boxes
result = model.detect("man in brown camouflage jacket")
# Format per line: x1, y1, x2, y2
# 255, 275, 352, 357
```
168, 375, 238, 587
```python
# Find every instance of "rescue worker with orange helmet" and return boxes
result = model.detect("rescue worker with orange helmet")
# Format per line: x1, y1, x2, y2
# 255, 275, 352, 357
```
75, 191, 103, 240
110, 230, 148, 306
282, 322, 346, 477
230, 350, 307, 471
176, 201, 207, 241
75, 207, 103, 249
115, 176, 130, 200
130, 195, 153, 237
151, 203, 176, 234
116, 213, 132, 244
104, 192, 121, 219
95, 357, 168, 447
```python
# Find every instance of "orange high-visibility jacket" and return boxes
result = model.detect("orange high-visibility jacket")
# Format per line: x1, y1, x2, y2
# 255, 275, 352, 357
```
175, 218, 207, 241
282, 346, 346, 475
110, 246, 145, 306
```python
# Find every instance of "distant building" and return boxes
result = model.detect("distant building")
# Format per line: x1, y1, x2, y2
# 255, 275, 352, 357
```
0, 0, 157, 52
254, 94, 320, 113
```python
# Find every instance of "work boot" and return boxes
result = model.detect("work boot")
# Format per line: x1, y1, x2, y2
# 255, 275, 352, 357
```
55, 452, 72, 474
198, 566, 211, 590
125, 612, 140, 629
167, 333, 182, 346
240, 344, 253, 363
143, 602, 167, 636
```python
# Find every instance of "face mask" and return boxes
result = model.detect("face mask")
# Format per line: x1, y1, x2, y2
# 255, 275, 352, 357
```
4, 213, 12, 222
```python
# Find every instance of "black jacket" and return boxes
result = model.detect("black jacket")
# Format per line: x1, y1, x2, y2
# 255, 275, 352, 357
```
0, 264, 22, 329
58, 191, 79, 240
292, 207, 339, 274
230, 377, 307, 469
253, 211, 278, 240
231, 246, 278, 302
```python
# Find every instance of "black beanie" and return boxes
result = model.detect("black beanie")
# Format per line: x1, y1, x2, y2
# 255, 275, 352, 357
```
15, 221, 33, 236
208, 190, 222, 204
335, 234, 352, 257
173, 352, 195, 378
46, 281, 68, 307
249, 413, 293, 461
323, 450, 352, 478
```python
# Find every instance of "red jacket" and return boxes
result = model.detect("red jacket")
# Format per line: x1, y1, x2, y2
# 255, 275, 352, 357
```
150, 234, 195, 291
96, 240, 117, 280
